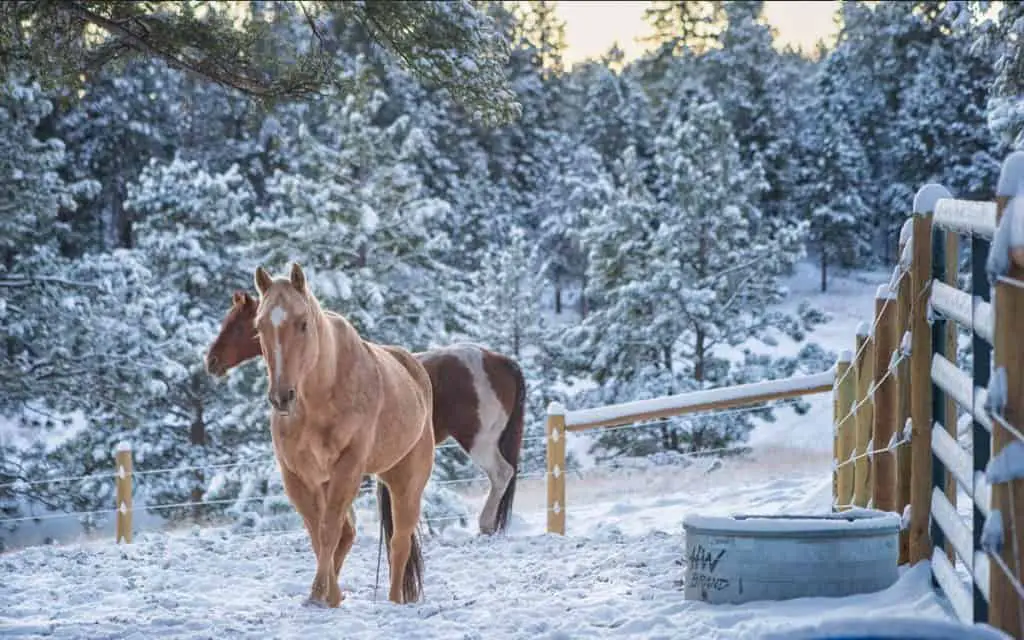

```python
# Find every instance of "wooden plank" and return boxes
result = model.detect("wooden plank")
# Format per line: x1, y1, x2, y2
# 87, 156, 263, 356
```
872, 288, 899, 512
933, 198, 997, 238
836, 351, 858, 511
931, 486, 973, 569
564, 370, 835, 432
930, 281, 994, 346
115, 443, 132, 544
930, 354, 993, 432
989, 171, 1024, 637
933, 547, 974, 624
546, 405, 566, 535
896, 241, 913, 565
909, 208, 935, 564
854, 330, 875, 508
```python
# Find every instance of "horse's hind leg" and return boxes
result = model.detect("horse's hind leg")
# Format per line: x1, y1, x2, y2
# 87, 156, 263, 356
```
469, 427, 514, 535
379, 427, 434, 604
332, 506, 357, 590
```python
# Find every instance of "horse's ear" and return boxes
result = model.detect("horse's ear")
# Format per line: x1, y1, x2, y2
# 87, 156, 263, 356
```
232, 290, 246, 306
242, 292, 257, 307
289, 262, 306, 294
254, 267, 273, 296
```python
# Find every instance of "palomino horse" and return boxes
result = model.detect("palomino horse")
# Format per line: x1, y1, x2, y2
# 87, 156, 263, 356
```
251, 263, 435, 606
206, 290, 526, 534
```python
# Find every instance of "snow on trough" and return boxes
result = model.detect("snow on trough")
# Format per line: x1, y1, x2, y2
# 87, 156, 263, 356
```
0, 447, 970, 639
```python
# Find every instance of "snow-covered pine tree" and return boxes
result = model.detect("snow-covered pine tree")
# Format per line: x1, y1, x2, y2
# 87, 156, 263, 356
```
798, 52, 874, 292
891, 36, 999, 207
534, 140, 615, 316
569, 99, 808, 458
56, 60, 185, 252
0, 77, 101, 413
111, 156, 258, 520
252, 76, 468, 352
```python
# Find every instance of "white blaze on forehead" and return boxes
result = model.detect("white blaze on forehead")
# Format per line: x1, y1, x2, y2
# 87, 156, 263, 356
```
269, 305, 286, 385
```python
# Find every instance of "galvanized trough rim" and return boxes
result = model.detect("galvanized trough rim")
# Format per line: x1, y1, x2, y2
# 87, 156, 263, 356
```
683, 509, 901, 539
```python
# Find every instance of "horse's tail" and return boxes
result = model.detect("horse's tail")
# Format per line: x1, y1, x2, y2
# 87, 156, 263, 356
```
377, 480, 424, 603
495, 356, 527, 533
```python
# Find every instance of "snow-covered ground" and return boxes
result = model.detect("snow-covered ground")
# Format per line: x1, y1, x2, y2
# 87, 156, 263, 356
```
3, 263, 991, 638
1, 445, 971, 639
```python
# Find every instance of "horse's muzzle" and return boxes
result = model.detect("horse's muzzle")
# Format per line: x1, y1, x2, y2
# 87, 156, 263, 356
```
269, 388, 297, 414
205, 354, 225, 377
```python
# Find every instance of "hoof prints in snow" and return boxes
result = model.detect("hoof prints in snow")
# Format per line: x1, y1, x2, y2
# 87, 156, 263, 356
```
2, 526, 956, 639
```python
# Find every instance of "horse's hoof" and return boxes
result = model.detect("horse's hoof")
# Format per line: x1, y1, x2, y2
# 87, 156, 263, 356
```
302, 596, 330, 609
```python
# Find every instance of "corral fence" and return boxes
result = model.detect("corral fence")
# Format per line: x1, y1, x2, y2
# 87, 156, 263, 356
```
828, 150, 1024, 639
0, 436, 551, 544
543, 371, 837, 536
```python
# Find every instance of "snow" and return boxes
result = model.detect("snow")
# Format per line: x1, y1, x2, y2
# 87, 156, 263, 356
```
914, 183, 953, 216
746, 263, 888, 452
987, 195, 1024, 280
986, 441, 1024, 484
546, 401, 566, 416
763, 616, 1011, 640
877, 283, 896, 300
986, 367, 1008, 415
933, 198, 998, 239
995, 150, 1024, 198
982, 509, 1004, 554
0, 446, 973, 638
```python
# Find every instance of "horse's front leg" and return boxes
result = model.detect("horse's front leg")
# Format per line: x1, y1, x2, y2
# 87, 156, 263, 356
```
308, 456, 362, 608
280, 465, 322, 562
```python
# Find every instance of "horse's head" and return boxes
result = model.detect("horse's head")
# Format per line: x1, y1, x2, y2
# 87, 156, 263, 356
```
253, 262, 321, 415
205, 290, 261, 377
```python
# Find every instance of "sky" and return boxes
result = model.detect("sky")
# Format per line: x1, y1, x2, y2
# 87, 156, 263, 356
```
554, 1, 840, 66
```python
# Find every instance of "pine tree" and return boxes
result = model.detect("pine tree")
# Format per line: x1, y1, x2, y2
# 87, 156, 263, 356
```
570, 100, 808, 456
534, 139, 615, 315
800, 56, 874, 291
252, 78, 470, 350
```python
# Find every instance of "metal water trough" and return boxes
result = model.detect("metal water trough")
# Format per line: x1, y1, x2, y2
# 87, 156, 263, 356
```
682, 509, 900, 605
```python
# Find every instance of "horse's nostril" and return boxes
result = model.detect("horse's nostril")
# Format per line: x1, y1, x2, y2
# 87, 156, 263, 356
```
287, 388, 296, 403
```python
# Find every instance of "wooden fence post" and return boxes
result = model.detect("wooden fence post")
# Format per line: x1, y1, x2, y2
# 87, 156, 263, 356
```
836, 349, 857, 511
909, 184, 948, 564
855, 324, 875, 508
988, 151, 1024, 636
897, 220, 914, 564
833, 352, 852, 511
872, 284, 898, 513
115, 441, 133, 544
546, 402, 567, 535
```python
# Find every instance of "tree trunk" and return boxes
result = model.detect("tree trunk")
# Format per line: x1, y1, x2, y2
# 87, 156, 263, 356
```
579, 273, 589, 318
554, 274, 562, 315
820, 249, 828, 293
694, 328, 706, 383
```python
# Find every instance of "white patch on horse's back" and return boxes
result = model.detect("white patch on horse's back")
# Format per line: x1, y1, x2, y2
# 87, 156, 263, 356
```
270, 306, 287, 327
449, 346, 508, 458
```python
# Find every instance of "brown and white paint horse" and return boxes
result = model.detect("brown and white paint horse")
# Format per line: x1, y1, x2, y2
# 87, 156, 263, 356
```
206, 290, 526, 535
